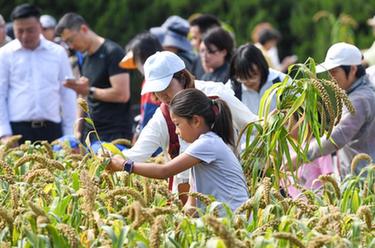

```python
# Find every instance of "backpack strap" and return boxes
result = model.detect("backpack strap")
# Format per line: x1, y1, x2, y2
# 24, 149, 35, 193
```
231, 80, 242, 100
160, 103, 180, 191
272, 76, 281, 84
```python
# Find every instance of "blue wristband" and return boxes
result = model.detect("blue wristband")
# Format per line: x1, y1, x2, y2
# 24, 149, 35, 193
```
123, 160, 134, 174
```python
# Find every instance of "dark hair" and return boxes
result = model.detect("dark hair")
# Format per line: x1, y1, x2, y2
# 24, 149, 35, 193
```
339, 65, 366, 79
230, 43, 269, 89
170, 88, 234, 146
127, 32, 162, 65
11, 4, 41, 21
172, 69, 195, 89
202, 27, 234, 61
55, 13, 87, 36
189, 14, 221, 34
258, 28, 281, 45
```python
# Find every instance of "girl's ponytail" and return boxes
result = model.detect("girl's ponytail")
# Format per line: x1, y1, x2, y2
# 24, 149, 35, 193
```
170, 88, 234, 146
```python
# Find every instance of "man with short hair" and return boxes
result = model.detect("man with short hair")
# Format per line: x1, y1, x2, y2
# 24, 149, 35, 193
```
0, 14, 12, 47
0, 4, 76, 144
308, 42, 375, 177
188, 14, 221, 79
56, 13, 133, 142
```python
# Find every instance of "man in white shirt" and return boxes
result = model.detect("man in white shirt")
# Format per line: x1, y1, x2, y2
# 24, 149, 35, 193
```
0, 4, 76, 144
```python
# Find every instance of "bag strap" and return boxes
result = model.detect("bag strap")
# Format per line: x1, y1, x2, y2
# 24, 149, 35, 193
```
160, 103, 180, 191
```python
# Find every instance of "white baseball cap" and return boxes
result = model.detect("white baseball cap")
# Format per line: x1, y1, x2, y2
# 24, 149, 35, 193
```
40, 15, 56, 29
316, 42, 362, 73
141, 51, 185, 95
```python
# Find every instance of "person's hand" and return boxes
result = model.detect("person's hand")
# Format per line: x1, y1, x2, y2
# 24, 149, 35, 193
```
64, 76, 90, 96
281, 55, 298, 72
106, 155, 126, 173
0, 135, 16, 146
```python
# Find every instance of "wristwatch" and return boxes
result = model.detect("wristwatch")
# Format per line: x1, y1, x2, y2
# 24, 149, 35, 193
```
88, 87, 96, 98
123, 160, 134, 174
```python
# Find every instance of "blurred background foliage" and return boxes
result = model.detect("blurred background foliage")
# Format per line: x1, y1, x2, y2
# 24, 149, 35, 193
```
1, 0, 375, 105
1, 0, 374, 61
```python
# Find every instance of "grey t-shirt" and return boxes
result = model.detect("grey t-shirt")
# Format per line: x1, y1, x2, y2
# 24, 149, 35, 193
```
185, 132, 249, 213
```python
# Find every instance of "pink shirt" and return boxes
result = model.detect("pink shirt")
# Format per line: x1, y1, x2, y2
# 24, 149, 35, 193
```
287, 155, 334, 199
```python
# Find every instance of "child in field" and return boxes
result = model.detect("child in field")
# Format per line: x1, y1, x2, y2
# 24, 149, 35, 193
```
106, 88, 249, 214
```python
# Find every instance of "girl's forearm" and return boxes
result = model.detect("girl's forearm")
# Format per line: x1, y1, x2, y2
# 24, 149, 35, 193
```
132, 162, 171, 179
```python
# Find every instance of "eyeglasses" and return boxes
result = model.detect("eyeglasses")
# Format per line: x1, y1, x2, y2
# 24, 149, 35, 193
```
63, 32, 79, 46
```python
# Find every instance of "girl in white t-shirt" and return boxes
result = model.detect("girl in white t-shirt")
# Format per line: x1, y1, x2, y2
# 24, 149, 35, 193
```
106, 88, 249, 214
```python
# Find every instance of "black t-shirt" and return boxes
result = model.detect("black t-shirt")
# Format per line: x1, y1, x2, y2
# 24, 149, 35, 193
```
82, 39, 132, 137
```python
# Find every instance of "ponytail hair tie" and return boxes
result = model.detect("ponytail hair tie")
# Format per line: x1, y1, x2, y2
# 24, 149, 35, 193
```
211, 99, 219, 117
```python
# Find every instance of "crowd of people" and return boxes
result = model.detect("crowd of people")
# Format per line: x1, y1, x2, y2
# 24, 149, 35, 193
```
1, 3, 375, 214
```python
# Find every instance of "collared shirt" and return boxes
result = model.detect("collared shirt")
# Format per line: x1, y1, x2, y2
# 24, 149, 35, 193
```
0, 37, 76, 137
307, 75, 375, 177
124, 80, 257, 192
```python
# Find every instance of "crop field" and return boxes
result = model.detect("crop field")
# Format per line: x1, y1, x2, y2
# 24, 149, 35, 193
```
0, 60, 374, 247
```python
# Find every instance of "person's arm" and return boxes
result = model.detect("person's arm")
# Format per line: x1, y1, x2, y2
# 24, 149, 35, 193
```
64, 73, 130, 103
59, 49, 77, 135
107, 153, 200, 179
0, 48, 12, 140
91, 72, 130, 103
307, 95, 367, 161
123, 109, 169, 162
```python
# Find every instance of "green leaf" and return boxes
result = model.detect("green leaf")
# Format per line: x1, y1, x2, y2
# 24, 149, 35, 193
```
45, 225, 68, 248
102, 143, 125, 157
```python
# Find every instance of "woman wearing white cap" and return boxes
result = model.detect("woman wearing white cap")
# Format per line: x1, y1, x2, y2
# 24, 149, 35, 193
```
117, 51, 257, 203
305, 42, 375, 177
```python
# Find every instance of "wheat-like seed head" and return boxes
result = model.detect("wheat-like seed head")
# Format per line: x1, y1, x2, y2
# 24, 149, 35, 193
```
143, 178, 152, 206
262, 177, 271, 206
314, 212, 341, 234
24, 168, 54, 183
273, 232, 306, 248
235, 197, 255, 215
306, 235, 332, 248
319, 175, 341, 199
108, 187, 146, 207
80, 170, 97, 214
271, 188, 289, 212
0, 135, 22, 159
356, 205, 372, 229
205, 215, 247, 248
29, 201, 47, 217
41, 141, 54, 159
0, 160, 14, 177
77, 97, 89, 113
189, 192, 213, 206
148, 206, 176, 217
311, 79, 336, 137
149, 215, 165, 248
99, 172, 114, 190
57, 223, 79, 248
0, 208, 13, 227
350, 153, 372, 174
